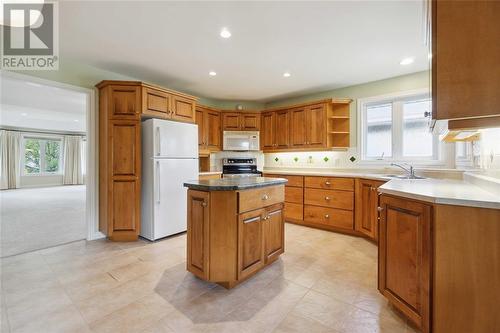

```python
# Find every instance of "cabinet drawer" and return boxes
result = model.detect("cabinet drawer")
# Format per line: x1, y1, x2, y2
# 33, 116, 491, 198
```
284, 202, 303, 221
285, 187, 303, 204
304, 176, 354, 191
264, 174, 303, 187
239, 185, 285, 213
304, 205, 353, 230
304, 188, 354, 210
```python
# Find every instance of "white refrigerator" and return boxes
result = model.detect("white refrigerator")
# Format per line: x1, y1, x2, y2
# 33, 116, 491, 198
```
141, 118, 198, 241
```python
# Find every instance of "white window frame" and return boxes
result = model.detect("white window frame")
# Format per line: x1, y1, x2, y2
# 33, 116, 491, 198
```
358, 89, 443, 166
22, 134, 64, 176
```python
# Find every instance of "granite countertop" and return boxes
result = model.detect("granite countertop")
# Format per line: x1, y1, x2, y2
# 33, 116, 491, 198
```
184, 177, 288, 191
379, 178, 500, 209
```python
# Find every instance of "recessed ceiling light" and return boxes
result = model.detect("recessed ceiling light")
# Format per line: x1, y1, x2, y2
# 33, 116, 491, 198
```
209, 71, 217, 76
400, 57, 415, 65
74, 119, 79, 122
283, 72, 291, 78
21, 112, 28, 116
220, 28, 231, 39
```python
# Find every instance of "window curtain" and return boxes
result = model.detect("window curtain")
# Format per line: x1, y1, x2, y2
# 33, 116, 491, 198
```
63, 136, 83, 185
0, 130, 21, 190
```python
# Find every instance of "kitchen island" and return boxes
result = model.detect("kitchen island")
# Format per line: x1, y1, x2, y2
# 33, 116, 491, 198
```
183, 177, 287, 288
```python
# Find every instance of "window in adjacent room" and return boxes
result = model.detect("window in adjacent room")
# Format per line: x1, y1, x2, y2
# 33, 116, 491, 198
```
359, 91, 439, 163
23, 136, 62, 175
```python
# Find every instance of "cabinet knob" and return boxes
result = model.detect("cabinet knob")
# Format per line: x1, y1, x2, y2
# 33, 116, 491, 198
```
377, 206, 383, 212
324, 214, 329, 218
201, 201, 207, 207
325, 181, 331, 185
262, 194, 270, 200
325, 196, 331, 200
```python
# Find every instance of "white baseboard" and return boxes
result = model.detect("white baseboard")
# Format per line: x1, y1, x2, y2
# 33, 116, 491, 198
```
89, 231, 106, 241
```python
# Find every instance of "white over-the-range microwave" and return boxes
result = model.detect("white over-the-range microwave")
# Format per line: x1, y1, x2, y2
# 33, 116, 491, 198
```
223, 131, 260, 151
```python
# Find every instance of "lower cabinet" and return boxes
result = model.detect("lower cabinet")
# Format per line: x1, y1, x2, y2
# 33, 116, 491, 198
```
378, 194, 431, 332
355, 179, 386, 241
186, 186, 285, 288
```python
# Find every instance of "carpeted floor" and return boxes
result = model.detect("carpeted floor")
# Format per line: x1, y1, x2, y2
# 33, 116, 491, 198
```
0, 185, 86, 257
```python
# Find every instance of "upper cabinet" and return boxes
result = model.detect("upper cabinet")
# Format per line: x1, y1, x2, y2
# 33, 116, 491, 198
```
222, 111, 261, 131
100, 81, 197, 124
432, 0, 500, 121
262, 99, 351, 152
196, 105, 221, 153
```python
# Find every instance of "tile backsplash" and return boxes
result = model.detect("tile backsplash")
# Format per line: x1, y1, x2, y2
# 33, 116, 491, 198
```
264, 149, 359, 169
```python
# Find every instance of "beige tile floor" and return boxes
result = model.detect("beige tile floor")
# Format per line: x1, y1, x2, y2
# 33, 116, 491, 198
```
0, 223, 418, 333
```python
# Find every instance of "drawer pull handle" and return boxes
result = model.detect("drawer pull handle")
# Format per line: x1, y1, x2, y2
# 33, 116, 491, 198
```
262, 194, 270, 200
325, 196, 331, 200
324, 214, 329, 218
325, 181, 331, 185
244, 216, 261, 224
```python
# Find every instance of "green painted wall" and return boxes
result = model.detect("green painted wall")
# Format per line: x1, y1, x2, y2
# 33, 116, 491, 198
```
265, 71, 430, 147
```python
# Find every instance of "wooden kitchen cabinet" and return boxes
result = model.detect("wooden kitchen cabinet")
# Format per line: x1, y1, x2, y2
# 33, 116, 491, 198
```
238, 208, 266, 280
97, 80, 197, 241
96, 82, 142, 241
355, 179, 385, 241
261, 112, 275, 149
186, 185, 285, 288
378, 195, 432, 332
222, 111, 260, 131
262, 99, 351, 152
432, 0, 500, 121
196, 105, 221, 153
260, 110, 290, 150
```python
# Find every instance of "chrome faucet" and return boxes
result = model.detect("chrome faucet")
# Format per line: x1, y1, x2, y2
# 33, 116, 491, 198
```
390, 163, 416, 179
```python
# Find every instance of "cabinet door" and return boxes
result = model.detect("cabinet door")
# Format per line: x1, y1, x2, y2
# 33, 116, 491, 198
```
171, 95, 196, 123
264, 205, 284, 263
222, 112, 241, 130
275, 110, 290, 149
355, 179, 381, 240
195, 108, 206, 149
142, 87, 171, 119
206, 110, 221, 151
290, 108, 307, 147
110, 85, 141, 119
306, 104, 326, 147
261, 112, 275, 150
378, 195, 431, 332
238, 209, 265, 280
241, 113, 260, 131
433, 0, 500, 120
187, 190, 210, 280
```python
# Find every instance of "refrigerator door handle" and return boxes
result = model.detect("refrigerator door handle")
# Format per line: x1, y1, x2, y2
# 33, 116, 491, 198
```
156, 161, 161, 204
156, 126, 161, 156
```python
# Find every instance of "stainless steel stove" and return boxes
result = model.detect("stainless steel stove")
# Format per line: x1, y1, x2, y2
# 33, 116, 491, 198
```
222, 158, 262, 178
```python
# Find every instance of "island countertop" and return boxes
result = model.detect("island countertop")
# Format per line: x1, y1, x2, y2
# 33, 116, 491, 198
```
184, 176, 287, 191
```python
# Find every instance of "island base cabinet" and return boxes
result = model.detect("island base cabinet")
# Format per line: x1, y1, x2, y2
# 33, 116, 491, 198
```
378, 195, 431, 333
187, 190, 210, 280
186, 187, 285, 289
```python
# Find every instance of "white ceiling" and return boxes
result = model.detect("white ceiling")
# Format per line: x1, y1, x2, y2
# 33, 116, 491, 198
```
59, 1, 430, 102
1, 75, 87, 133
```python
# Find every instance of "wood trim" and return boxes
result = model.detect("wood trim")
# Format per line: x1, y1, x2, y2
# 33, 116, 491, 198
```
448, 116, 500, 130
264, 98, 352, 112
95, 80, 198, 101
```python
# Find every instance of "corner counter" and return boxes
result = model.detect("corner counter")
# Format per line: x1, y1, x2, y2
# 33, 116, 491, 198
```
184, 177, 287, 288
